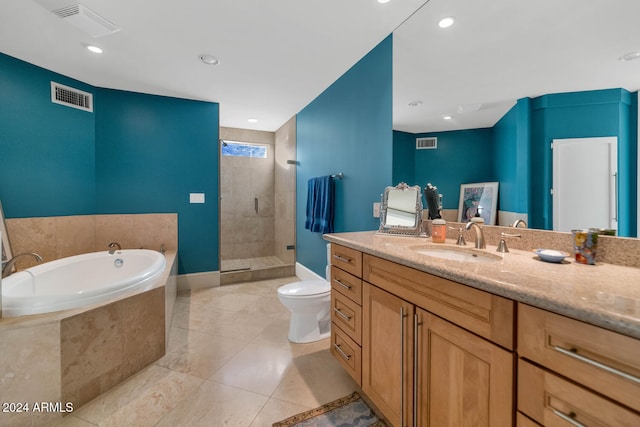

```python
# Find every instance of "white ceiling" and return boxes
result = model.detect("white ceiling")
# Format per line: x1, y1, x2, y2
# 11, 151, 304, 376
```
1, 0, 639, 134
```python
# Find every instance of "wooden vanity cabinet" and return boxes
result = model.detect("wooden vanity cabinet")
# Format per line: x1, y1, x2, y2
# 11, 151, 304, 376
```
362, 253, 515, 427
330, 245, 363, 385
517, 304, 640, 426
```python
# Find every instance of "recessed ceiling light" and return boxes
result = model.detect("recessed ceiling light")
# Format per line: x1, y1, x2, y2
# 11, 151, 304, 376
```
443, 115, 453, 120
83, 44, 103, 54
377, 0, 391, 4
247, 118, 258, 123
408, 100, 423, 107
619, 51, 640, 61
199, 54, 219, 66
438, 16, 455, 29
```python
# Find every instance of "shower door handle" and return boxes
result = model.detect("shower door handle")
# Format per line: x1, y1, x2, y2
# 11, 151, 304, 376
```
254, 197, 259, 213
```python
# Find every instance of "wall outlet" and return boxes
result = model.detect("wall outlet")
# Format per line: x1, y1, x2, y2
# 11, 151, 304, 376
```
373, 202, 381, 218
189, 193, 205, 203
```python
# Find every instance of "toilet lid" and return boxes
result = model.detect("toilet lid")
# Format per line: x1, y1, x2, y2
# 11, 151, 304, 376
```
278, 280, 330, 297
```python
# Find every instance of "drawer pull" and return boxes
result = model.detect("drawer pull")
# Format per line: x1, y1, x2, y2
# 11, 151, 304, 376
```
333, 307, 352, 321
554, 345, 640, 384
333, 343, 351, 361
333, 278, 352, 290
333, 254, 352, 264
551, 409, 586, 427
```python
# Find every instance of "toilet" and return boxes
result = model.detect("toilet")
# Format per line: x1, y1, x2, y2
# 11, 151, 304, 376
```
277, 244, 332, 343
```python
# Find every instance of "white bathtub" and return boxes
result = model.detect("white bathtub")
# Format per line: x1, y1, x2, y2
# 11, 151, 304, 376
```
2, 249, 166, 317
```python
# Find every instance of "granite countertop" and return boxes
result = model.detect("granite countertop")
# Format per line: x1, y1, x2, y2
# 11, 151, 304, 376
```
324, 231, 640, 339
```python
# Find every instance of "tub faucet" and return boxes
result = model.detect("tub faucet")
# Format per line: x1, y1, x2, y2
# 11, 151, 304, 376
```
108, 242, 122, 255
464, 221, 486, 249
2, 253, 43, 278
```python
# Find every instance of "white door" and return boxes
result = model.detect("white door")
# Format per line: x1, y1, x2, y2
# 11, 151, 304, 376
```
552, 137, 618, 232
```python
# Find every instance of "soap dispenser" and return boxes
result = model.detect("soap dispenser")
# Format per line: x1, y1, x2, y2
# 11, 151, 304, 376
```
432, 219, 447, 243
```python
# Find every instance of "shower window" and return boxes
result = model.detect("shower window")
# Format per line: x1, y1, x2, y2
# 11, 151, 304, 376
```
221, 140, 268, 158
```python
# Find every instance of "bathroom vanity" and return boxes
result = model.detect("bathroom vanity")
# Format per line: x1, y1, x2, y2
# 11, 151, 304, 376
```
325, 231, 640, 427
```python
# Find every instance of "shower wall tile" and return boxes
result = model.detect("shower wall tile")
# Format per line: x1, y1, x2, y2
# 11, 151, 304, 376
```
274, 117, 296, 265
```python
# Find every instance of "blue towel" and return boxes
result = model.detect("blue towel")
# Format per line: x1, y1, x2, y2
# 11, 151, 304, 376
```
305, 175, 335, 234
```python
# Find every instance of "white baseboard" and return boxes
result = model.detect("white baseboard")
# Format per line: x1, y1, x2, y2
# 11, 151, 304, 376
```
177, 270, 220, 292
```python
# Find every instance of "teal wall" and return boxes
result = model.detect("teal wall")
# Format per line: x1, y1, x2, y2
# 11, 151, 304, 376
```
296, 35, 393, 276
0, 53, 96, 217
494, 97, 531, 215
392, 130, 415, 186
393, 128, 495, 210
0, 53, 220, 274
95, 89, 219, 274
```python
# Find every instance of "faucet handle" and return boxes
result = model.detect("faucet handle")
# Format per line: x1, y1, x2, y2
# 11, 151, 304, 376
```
449, 226, 466, 246
497, 233, 522, 253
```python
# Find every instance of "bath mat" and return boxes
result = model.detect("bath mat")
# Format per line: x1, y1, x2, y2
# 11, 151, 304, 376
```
272, 391, 386, 427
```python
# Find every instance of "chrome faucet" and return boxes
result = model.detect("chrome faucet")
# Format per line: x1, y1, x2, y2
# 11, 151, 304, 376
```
108, 242, 122, 254
465, 221, 486, 249
511, 219, 528, 228
2, 253, 43, 278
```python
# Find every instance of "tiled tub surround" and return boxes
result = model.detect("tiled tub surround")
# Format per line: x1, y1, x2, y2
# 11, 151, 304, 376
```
324, 227, 640, 339
0, 214, 178, 426
0, 251, 177, 426
5, 213, 178, 271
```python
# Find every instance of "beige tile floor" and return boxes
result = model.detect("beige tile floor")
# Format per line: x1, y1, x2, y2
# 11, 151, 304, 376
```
50, 277, 358, 427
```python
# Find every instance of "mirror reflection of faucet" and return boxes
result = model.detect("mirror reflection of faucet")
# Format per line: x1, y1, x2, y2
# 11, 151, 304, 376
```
512, 219, 528, 228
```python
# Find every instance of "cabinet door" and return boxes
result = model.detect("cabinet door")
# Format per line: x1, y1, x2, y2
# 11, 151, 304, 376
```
415, 308, 514, 427
363, 283, 414, 427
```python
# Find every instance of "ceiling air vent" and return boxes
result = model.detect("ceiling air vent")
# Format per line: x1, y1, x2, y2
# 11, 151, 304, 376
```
416, 137, 437, 150
51, 82, 93, 112
52, 4, 120, 37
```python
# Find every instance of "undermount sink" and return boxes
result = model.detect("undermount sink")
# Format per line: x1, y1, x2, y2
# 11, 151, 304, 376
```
410, 245, 502, 263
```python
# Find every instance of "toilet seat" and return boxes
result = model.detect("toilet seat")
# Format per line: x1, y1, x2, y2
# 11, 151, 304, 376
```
277, 280, 330, 297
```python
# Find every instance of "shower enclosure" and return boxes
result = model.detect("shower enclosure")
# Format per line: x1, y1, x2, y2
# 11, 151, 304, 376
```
219, 124, 296, 284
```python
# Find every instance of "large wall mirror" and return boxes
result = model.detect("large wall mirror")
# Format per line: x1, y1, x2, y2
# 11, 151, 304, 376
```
391, 0, 639, 237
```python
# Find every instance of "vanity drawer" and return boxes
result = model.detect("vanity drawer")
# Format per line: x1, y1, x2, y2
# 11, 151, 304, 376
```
331, 324, 361, 386
363, 254, 514, 349
331, 244, 362, 278
518, 303, 640, 413
518, 359, 640, 426
331, 265, 362, 305
331, 290, 362, 345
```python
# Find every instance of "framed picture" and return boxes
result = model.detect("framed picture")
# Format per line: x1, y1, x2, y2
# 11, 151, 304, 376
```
457, 182, 499, 224
0, 200, 13, 265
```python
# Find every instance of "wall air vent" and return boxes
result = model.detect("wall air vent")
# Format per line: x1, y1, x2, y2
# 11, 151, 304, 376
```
52, 4, 120, 37
51, 82, 93, 112
416, 137, 437, 150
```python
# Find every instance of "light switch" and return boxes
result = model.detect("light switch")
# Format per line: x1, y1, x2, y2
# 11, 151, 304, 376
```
190, 193, 205, 203
373, 202, 381, 218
